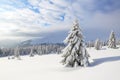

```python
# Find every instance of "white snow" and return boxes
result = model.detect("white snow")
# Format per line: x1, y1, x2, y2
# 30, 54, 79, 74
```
0, 46, 120, 80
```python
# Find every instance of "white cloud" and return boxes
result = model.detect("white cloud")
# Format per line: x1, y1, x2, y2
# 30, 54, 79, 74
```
0, 6, 72, 42
84, 9, 120, 29
0, 0, 120, 44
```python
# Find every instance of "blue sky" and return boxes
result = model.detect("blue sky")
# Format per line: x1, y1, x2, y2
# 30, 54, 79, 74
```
0, 0, 120, 47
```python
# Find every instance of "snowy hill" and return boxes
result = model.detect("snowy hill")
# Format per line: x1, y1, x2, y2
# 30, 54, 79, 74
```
0, 47, 120, 80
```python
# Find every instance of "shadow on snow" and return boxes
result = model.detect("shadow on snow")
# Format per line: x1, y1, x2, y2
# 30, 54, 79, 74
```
89, 56, 120, 67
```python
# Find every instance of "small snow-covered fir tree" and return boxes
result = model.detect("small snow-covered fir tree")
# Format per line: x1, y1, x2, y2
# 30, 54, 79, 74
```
14, 46, 21, 60
94, 39, 101, 50
29, 45, 38, 57
61, 20, 90, 67
29, 46, 34, 57
108, 31, 116, 48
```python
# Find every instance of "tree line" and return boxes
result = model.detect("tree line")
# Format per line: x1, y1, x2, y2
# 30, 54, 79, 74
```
0, 43, 65, 59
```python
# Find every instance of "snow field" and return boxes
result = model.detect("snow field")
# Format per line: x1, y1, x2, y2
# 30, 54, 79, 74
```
0, 47, 120, 80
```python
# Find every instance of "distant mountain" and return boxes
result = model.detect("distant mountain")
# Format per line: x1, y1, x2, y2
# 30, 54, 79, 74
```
19, 31, 68, 46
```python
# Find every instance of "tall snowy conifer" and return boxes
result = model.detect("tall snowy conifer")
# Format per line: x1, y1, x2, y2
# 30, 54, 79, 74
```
61, 20, 90, 67
108, 31, 116, 48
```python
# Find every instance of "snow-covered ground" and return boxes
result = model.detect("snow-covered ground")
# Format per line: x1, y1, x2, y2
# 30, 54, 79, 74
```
0, 47, 120, 80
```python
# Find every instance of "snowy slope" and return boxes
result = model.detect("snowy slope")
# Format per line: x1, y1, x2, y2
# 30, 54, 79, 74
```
0, 47, 120, 80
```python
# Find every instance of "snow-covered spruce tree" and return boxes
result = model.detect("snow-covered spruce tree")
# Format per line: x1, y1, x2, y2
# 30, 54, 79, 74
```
94, 39, 101, 50
61, 20, 90, 67
14, 46, 21, 60
108, 31, 116, 48
29, 46, 34, 57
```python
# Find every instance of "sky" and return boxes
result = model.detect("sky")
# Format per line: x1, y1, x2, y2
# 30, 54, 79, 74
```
0, 0, 120, 47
